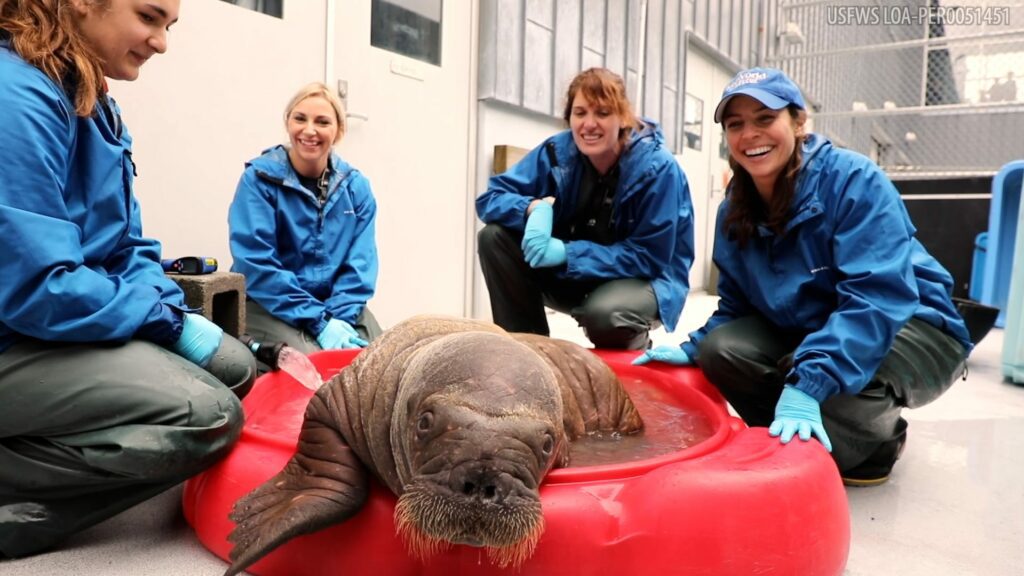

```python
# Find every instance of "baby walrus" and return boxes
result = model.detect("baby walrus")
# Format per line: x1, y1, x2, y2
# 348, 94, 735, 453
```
225, 315, 643, 575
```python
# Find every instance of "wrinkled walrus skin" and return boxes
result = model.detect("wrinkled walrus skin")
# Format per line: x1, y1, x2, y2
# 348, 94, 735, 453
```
225, 315, 642, 575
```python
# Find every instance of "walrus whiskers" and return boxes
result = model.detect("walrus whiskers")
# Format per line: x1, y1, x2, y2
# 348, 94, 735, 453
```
394, 503, 451, 561
394, 483, 544, 567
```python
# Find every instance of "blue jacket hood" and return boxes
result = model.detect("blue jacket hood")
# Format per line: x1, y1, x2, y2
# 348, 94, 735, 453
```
247, 145, 356, 195
476, 118, 695, 331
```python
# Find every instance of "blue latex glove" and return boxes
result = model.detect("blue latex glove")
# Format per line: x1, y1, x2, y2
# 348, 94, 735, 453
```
632, 345, 693, 366
171, 313, 223, 368
521, 201, 554, 264
527, 238, 567, 268
768, 385, 833, 452
316, 318, 368, 350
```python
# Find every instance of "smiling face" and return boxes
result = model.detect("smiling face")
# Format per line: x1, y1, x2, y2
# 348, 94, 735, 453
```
285, 95, 341, 178
569, 93, 625, 174
722, 95, 806, 200
73, 0, 180, 81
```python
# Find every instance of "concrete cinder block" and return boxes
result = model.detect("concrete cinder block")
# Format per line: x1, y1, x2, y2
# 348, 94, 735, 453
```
167, 272, 246, 337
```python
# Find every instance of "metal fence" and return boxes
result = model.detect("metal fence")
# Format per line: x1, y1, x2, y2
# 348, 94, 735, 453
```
766, 0, 1024, 178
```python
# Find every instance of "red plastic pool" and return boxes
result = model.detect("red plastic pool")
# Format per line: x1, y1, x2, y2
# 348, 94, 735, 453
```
183, 349, 850, 575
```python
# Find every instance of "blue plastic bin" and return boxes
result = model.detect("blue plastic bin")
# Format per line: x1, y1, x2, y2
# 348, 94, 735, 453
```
1003, 194, 1024, 385
969, 232, 988, 302
980, 160, 1024, 328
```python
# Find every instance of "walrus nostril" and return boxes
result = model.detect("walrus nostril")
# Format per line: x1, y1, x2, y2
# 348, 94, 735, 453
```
460, 479, 500, 500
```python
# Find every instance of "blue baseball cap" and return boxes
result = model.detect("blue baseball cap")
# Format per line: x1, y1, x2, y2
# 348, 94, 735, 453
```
713, 68, 806, 123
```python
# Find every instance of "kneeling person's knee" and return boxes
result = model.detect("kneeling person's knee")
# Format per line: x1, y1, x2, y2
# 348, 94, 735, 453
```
577, 307, 649, 350
207, 335, 258, 399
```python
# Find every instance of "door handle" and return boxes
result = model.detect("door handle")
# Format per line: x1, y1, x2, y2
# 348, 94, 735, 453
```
338, 79, 369, 122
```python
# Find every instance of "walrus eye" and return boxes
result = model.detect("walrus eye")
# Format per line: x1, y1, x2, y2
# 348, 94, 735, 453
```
417, 412, 434, 434
541, 433, 554, 455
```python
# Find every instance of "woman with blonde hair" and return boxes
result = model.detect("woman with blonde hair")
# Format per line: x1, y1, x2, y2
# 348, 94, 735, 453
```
476, 67, 694, 349
229, 82, 381, 358
0, 0, 255, 557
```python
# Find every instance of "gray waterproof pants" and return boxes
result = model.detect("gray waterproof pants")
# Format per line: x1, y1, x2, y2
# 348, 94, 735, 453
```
243, 300, 382, 371
0, 337, 255, 557
477, 224, 660, 350
696, 315, 968, 472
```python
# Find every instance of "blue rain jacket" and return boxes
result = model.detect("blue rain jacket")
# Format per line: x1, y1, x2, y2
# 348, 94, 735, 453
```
0, 41, 185, 354
476, 119, 694, 332
683, 134, 972, 401
228, 145, 378, 336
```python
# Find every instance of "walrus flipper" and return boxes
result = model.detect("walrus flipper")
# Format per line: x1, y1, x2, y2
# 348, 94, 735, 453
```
224, 393, 370, 576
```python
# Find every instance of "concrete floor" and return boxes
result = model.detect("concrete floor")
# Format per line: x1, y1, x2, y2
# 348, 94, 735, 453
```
3, 293, 1023, 575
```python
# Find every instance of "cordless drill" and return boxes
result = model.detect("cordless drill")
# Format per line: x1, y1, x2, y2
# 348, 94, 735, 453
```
161, 256, 218, 275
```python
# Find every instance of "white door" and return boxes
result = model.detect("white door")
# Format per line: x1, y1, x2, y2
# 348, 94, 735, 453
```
681, 45, 733, 293
332, 1, 475, 328
114, 0, 331, 265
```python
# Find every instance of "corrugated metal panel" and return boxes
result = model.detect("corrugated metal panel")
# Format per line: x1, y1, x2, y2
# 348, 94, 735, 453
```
661, 0, 682, 150
478, 0, 763, 151
553, 0, 583, 114
645, 0, 666, 117
582, 0, 607, 71
491, 0, 525, 104
523, 18, 554, 112
606, 0, 628, 75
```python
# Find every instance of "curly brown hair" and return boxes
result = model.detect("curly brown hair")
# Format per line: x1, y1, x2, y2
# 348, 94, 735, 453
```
722, 105, 806, 248
0, 0, 107, 117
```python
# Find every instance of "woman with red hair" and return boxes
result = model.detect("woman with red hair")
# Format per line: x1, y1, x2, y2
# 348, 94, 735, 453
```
476, 67, 694, 350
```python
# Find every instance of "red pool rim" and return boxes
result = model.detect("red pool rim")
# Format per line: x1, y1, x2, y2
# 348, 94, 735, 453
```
241, 348, 737, 485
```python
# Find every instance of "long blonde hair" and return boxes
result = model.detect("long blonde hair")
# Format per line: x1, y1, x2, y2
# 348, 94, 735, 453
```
0, 0, 108, 117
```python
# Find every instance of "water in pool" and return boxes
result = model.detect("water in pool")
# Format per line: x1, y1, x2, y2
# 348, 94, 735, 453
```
568, 377, 715, 467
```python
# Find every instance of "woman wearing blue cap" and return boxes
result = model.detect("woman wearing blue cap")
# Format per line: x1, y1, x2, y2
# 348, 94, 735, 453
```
634, 67, 972, 486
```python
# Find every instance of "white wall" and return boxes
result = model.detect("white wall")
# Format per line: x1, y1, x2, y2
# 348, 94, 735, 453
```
109, 1, 328, 267
680, 42, 735, 294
